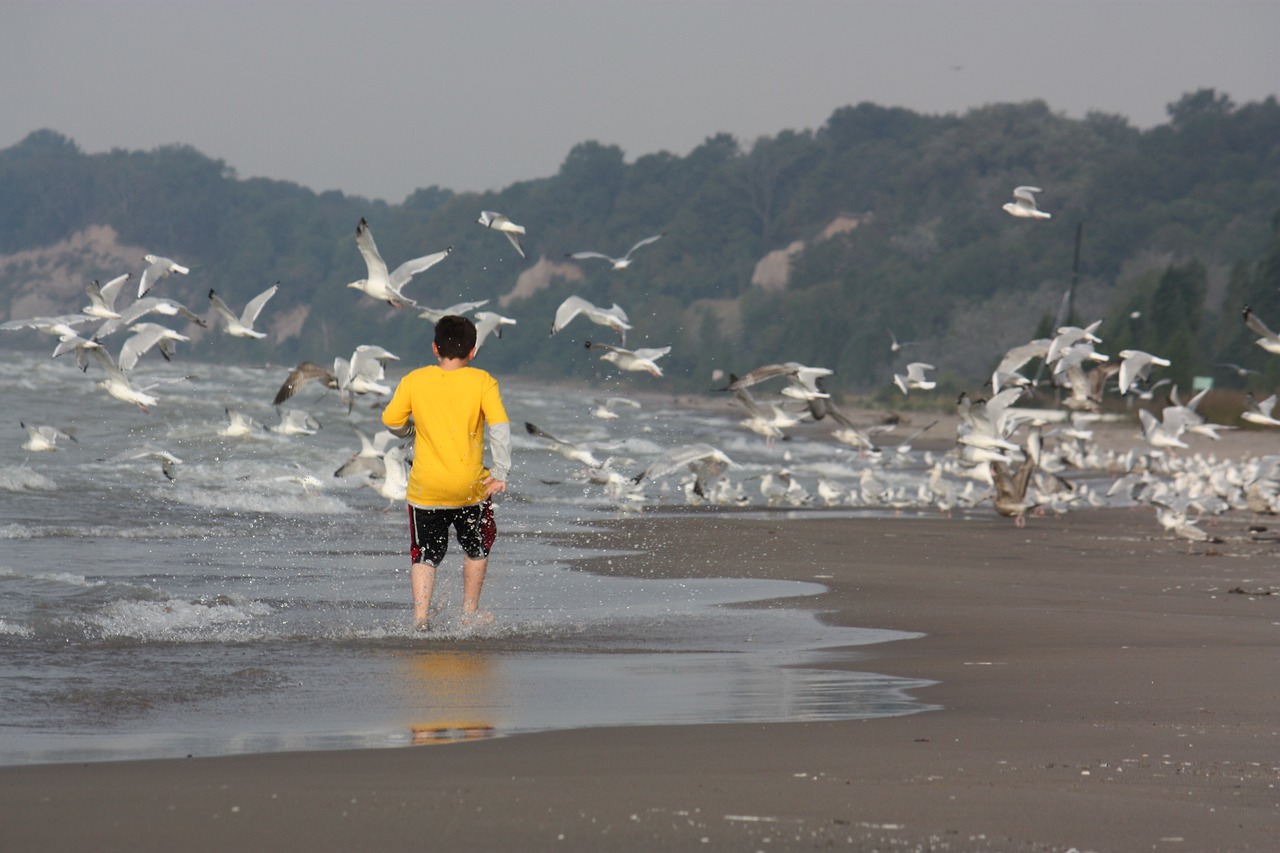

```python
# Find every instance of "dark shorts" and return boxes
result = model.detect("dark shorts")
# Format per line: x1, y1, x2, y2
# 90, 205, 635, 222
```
408, 500, 496, 567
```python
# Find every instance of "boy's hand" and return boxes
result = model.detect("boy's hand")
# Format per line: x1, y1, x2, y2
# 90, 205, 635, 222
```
483, 477, 507, 497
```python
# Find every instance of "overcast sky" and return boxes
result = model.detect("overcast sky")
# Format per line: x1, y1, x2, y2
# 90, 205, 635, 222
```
4, 1, 1277, 203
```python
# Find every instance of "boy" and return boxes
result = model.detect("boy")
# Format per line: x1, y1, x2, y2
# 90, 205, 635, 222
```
382, 315, 511, 629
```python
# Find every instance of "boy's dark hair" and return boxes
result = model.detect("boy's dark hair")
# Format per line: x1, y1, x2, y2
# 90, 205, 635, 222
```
434, 315, 478, 359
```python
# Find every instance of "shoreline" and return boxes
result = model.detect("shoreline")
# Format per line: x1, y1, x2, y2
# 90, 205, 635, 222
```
2, 508, 1278, 851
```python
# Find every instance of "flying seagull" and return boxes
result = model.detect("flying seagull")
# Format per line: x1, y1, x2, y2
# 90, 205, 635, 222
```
585, 341, 671, 377
83, 274, 132, 319
1002, 186, 1051, 220
348, 218, 451, 308
551, 295, 631, 343
273, 361, 339, 406
477, 210, 527, 258
1242, 305, 1280, 355
567, 233, 665, 270
137, 254, 190, 297
208, 283, 278, 338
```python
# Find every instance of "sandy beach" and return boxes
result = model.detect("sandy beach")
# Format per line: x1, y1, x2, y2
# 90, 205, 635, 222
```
2, 505, 1278, 852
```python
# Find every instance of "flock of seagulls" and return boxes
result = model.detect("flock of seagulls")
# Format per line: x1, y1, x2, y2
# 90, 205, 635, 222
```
6, 185, 1279, 552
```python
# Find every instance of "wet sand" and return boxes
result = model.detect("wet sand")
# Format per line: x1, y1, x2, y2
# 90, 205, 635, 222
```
2, 507, 1278, 852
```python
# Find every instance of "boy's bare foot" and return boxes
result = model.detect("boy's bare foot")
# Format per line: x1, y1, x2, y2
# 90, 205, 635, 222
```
413, 617, 432, 632
461, 610, 494, 627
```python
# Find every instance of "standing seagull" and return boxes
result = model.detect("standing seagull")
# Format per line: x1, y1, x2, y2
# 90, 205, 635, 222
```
348, 218, 451, 308
551, 295, 631, 343
567, 233, 665, 270
1002, 186, 1051, 220
208, 283, 278, 339
477, 210, 527, 258
137, 254, 190, 297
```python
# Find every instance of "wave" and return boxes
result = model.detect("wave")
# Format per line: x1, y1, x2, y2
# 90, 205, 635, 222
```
0, 466, 58, 492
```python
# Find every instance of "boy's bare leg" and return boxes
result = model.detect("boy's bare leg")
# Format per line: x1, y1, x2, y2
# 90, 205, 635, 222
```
462, 555, 491, 623
411, 562, 436, 628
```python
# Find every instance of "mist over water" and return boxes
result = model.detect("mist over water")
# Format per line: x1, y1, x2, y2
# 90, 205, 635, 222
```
1, 352, 934, 765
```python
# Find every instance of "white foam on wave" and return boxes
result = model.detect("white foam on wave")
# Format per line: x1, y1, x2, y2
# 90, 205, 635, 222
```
0, 522, 216, 540
0, 466, 58, 492
31, 571, 100, 588
95, 596, 274, 639
168, 485, 353, 516
0, 618, 33, 637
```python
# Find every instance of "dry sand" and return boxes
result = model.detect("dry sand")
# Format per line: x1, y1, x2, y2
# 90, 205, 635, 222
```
1, 507, 1277, 852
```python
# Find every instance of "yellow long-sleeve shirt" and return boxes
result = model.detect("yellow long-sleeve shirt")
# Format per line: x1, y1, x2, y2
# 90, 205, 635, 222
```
381, 365, 509, 507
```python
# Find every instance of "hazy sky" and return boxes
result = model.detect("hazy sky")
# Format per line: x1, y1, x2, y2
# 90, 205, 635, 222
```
4, 1, 1277, 203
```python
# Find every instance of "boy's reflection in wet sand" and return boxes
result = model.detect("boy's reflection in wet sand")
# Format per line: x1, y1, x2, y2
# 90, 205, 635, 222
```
400, 649, 501, 745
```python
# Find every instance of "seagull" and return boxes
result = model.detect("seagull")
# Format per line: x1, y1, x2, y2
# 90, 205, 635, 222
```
416, 299, 489, 324
1242, 393, 1280, 427
1046, 320, 1104, 365
567, 233, 665, 270
893, 362, 936, 394
219, 407, 268, 438
272, 361, 340, 406
20, 422, 78, 452
524, 422, 603, 468
273, 409, 321, 436
551, 295, 631, 343
1138, 407, 1189, 450
990, 427, 1041, 526
348, 218, 451, 308
591, 396, 641, 420
633, 443, 735, 499
474, 311, 517, 352
82, 274, 131, 319
991, 338, 1051, 393
339, 344, 399, 401
137, 254, 190, 298
888, 329, 919, 353
51, 334, 102, 371
93, 296, 207, 338
88, 348, 160, 412
334, 426, 400, 479
477, 210, 527, 258
1002, 185, 1051, 219
1, 313, 98, 343
208, 283, 278, 338
118, 322, 190, 372
115, 447, 183, 481
731, 386, 803, 442
371, 446, 410, 505
585, 341, 670, 377
1242, 305, 1280, 354
1116, 349, 1171, 395
823, 400, 895, 451
1216, 362, 1261, 380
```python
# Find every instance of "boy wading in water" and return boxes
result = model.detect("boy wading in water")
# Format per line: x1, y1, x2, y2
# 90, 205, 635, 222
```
382, 315, 511, 629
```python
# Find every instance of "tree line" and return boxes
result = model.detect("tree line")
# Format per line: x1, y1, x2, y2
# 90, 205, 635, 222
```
1, 88, 1278, 399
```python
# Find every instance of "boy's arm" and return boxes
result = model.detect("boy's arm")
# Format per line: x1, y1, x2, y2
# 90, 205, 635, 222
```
381, 379, 412, 433
487, 421, 511, 482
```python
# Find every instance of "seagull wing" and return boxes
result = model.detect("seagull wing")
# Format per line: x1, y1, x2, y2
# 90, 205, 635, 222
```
622, 233, 665, 259
355, 219, 389, 280
241, 283, 279, 326
388, 247, 452, 291
551, 295, 592, 335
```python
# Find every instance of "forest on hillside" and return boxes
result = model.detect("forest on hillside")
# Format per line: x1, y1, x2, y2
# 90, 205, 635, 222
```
1, 88, 1278, 399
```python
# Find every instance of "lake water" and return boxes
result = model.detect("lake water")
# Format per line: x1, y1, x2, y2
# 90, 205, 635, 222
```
0, 350, 936, 765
